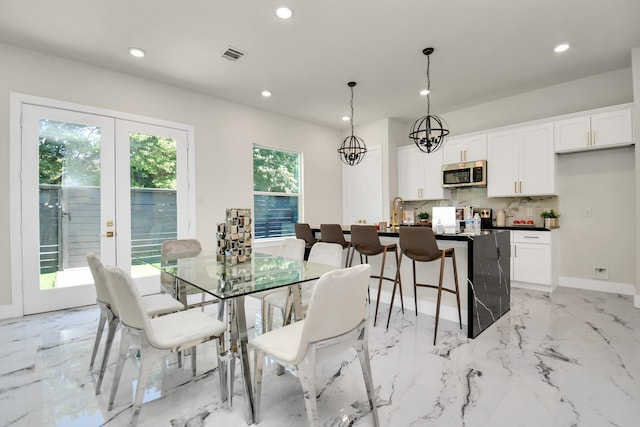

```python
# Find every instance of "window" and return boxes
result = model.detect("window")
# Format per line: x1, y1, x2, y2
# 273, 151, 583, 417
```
253, 146, 301, 239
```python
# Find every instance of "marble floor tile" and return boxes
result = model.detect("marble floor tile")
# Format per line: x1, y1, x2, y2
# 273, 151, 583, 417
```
0, 286, 638, 426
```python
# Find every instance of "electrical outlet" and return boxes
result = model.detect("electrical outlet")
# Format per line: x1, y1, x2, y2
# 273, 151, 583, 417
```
527, 208, 533, 217
584, 208, 592, 218
593, 267, 608, 280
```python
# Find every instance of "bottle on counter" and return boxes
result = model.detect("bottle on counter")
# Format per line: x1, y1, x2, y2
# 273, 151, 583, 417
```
473, 212, 481, 235
435, 219, 444, 234
496, 209, 506, 227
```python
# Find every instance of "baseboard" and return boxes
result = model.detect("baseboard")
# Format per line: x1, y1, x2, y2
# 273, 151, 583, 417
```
559, 276, 635, 295
511, 281, 556, 293
372, 287, 468, 326
0, 302, 23, 320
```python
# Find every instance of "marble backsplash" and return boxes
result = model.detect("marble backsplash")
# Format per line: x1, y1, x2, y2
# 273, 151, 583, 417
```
404, 187, 559, 227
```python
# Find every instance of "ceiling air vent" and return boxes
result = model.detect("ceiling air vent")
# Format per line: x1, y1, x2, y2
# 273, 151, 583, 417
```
221, 46, 246, 61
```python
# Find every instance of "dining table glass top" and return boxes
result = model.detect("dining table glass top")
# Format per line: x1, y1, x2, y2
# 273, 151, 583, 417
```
139, 251, 338, 300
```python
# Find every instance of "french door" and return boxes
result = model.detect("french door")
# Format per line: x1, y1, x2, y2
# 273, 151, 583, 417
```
21, 104, 191, 314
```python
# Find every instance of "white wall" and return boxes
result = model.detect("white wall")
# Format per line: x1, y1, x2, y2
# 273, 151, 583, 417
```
443, 68, 633, 136
633, 47, 640, 304
0, 42, 342, 307
557, 147, 636, 286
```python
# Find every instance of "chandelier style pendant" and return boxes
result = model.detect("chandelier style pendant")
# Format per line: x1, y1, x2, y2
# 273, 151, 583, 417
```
338, 81, 367, 166
409, 47, 450, 153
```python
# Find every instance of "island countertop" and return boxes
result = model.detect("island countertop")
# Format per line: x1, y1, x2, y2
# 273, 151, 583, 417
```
312, 226, 511, 339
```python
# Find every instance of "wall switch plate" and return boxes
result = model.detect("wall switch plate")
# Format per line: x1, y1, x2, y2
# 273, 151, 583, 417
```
527, 208, 533, 217
584, 208, 592, 218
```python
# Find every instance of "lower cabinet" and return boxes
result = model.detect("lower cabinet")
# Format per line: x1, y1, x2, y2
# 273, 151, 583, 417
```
511, 229, 558, 292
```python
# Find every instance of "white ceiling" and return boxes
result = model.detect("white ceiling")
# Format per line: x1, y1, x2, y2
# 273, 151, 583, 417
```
1, 0, 639, 130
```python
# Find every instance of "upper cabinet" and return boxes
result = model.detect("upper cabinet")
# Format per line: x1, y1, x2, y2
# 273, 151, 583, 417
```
487, 123, 556, 197
554, 108, 633, 153
397, 145, 450, 201
443, 134, 487, 164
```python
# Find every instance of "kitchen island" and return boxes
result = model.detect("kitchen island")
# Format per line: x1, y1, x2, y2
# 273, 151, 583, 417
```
316, 227, 511, 338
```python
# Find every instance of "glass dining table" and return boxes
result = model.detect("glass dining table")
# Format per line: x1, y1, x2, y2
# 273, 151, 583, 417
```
138, 250, 339, 425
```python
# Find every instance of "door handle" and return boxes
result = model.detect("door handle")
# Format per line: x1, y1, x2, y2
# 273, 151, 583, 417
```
101, 231, 115, 237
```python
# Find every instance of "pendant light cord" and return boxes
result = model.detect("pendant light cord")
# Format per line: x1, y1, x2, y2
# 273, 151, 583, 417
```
426, 53, 431, 116
350, 85, 355, 137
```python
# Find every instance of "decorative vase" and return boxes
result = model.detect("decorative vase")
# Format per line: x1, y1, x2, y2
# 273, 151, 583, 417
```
544, 218, 558, 228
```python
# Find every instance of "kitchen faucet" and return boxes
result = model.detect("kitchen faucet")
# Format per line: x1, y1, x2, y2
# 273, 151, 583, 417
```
391, 197, 404, 230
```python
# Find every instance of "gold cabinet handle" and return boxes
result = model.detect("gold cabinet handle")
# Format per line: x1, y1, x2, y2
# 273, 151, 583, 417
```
514, 181, 517, 193
519, 181, 522, 193
586, 131, 590, 146
592, 130, 596, 145
464, 150, 467, 161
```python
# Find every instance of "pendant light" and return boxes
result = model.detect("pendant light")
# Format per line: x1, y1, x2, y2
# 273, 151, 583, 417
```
409, 47, 449, 153
338, 81, 367, 166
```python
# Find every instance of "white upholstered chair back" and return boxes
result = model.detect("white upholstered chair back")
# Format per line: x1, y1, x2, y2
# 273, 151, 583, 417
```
307, 242, 343, 267
277, 238, 305, 260
295, 264, 370, 364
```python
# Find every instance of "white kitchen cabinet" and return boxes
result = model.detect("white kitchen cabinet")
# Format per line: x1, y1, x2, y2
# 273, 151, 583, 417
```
343, 145, 383, 225
487, 123, 556, 197
554, 108, 632, 153
443, 134, 487, 164
397, 145, 450, 200
511, 230, 558, 292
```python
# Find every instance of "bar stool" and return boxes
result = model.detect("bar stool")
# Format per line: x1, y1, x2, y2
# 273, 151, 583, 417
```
394, 226, 462, 344
295, 223, 317, 260
349, 224, 403, 326
320, 224, 352, 267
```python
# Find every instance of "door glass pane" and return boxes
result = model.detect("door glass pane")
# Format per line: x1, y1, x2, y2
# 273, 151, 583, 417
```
129, 132, 177, 278
38, 119, 101, 289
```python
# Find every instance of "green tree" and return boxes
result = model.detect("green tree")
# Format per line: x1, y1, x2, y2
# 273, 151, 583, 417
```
253, 147, 299, 193
38, 121, 176, 189
130, 133, 176, 189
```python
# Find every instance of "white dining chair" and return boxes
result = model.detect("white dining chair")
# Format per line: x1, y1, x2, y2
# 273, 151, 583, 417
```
251, 264, 379, 427
87, 253, 185, 395
161, 239, 218, 310
103, 265, 227, 426
263, 242, 343, 328
249, 238, 305, 334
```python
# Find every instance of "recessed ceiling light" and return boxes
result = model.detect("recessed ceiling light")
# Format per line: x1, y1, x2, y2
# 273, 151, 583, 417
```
129, 47, 146, 58
276, 7, 293, 19
554, 43, 570, 53
420, 89, 430, 96
261, 90, 272, 97
342, 116, 350, 121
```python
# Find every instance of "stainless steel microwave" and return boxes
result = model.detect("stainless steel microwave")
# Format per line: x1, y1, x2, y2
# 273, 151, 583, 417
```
442, 160, 487, 188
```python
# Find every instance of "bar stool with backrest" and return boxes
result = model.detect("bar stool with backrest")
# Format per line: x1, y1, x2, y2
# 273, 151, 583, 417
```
349, 224, 404, 326
393, 226, 462, 344
295, 223, 317, 260
320, 224, 352, 267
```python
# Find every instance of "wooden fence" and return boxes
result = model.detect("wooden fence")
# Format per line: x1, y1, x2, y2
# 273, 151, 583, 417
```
39, 186, 177, 273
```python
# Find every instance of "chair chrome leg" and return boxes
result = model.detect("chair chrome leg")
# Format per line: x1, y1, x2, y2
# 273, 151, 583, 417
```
90, 304, 108, 370
253, 349, 264, 424
130, 347, 153, 427
355, 327, 380, 427
298, 346, 319, 427
95, 313, 118, 395
108, 329, 132, 411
